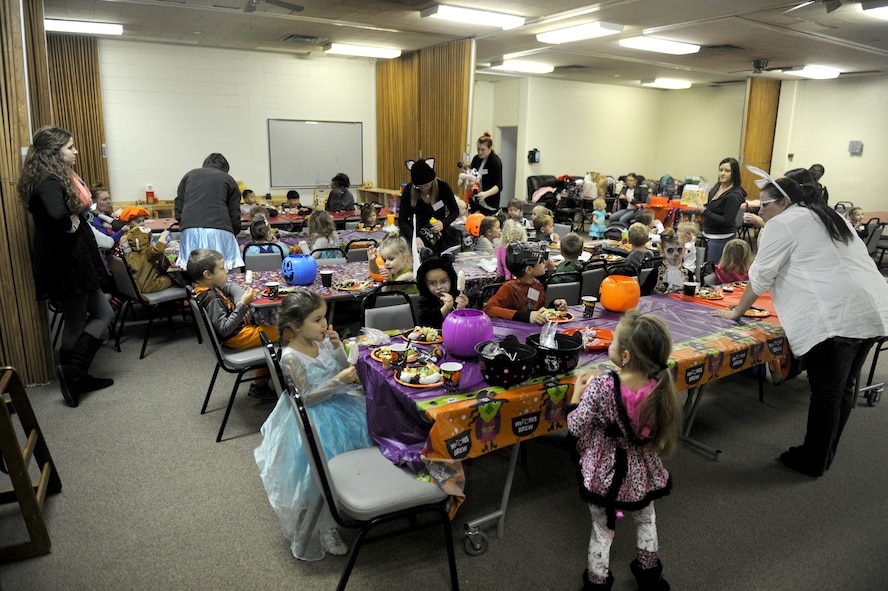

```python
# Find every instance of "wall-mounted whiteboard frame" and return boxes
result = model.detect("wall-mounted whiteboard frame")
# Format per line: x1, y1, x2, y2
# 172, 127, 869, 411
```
267, 119, 363, 188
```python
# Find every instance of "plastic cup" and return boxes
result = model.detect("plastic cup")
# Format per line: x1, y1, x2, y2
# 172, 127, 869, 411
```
683, 282, 698, 297
387, 213, 395, 226
265, 281, 280, 299
320, 270, 334, 288
440, 362, 463, 394
582, 296, 598, 318
388, 343, 409, 365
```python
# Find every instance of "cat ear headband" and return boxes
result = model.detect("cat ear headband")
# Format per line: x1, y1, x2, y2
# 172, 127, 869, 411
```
745, 164, 790, 201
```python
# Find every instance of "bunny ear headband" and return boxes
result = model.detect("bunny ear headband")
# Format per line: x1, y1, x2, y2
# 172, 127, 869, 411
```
745, 164, 790, 201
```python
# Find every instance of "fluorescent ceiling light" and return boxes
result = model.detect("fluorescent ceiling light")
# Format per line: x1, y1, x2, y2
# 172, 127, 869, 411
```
641, 78, 692, 90
861, 1, 888, 18
536, 21, 623, 44
44, 19, 123, 35
620, 36, 700, 55
420, 4, 525, 30
323, 43, 401, 59
491, 60, 554, 74
782, 65, 841, 79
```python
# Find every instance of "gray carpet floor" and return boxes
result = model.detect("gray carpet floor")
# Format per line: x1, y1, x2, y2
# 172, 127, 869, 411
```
2, 315, 888, 590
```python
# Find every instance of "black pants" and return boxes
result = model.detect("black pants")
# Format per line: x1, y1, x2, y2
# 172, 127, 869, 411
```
800, 336, 875, 473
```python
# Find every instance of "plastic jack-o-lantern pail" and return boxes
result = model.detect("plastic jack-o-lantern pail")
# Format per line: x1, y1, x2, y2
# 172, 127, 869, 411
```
442, 309, 494, 358
281, 254, 318, 286
599, 275, 640, 312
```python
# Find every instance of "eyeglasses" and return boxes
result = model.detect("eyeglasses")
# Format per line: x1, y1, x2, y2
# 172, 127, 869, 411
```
759, 198, 780, 208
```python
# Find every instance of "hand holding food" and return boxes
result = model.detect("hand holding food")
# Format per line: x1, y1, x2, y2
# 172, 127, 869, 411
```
529, 309, 548, 325
240, 287, 256, 305
455, 292, 469, 309
326, 326, 341, 348
336, 366, 358, 384
553, 299, 568, 312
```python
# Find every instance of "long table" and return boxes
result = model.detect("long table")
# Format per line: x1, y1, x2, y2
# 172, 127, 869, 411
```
355, 293, 786, 539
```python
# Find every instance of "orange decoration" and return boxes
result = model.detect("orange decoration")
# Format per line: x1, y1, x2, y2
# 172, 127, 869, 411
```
465, 212, 485, 237
370, 253, 385, 282
599, 275, 641, 312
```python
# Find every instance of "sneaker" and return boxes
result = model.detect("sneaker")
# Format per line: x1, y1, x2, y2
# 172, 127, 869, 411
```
248, 383, 277, 401
321, 528, 348, 556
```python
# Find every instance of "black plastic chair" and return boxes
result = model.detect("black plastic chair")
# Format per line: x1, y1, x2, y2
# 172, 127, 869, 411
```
187, 286, 267, 442
259, 330, 285, 397
284, 375, 459, 591
544, 271, 582, 306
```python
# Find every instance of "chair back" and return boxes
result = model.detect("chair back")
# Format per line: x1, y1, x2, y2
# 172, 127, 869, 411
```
552, 223, 572, 239
864, 222, 885, 256
694, 244, 708, 283
345, 238, 378, 251
477, 281, 504, 309
187, 285, 236, 370
243, 243, 286, 271
259, 330, 285, 397
346, 248, 369, 263
108, 256, 140, 302
285, 376, 343, 518
312, 247, 348, 265
344, 215, 361, 230
581, 264, 605, 298
833, 201, 853, 214
603, 226, 624, 240
545, 271, 582, 306
361, 287, 416, 331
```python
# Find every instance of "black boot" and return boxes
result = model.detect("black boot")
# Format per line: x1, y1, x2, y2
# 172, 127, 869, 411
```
56, 334, 114, 407
582, 570, 614, 591
631, 559, 670, 591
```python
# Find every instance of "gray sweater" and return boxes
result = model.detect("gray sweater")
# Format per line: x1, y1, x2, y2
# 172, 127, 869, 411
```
175, 163, 243, 234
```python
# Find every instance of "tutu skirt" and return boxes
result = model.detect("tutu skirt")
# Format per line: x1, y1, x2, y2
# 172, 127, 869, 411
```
178, 227, 244, 270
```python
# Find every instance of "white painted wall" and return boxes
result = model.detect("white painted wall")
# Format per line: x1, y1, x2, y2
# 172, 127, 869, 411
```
98, 40, 377, 203
772, 76, 888, 212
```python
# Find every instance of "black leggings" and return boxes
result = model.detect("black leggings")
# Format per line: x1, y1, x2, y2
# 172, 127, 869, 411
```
56, 288, 114, 351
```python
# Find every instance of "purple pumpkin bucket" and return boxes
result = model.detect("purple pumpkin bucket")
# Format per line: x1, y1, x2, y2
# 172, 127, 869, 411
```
442, 309, 494, 358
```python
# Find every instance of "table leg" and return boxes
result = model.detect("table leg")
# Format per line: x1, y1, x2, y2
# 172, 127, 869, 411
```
463, 442, 522, 542
681, 385, 722, 461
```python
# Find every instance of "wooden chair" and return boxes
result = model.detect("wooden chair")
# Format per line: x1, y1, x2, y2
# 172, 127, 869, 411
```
0, 367, 62, 564
187, 287, 267, 442
284, 375, 459, 591
108, 256, 190, 359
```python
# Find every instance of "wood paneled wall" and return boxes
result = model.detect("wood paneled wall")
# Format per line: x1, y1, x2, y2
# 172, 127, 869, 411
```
740, 78, 781, 199
47, 34, 109, 189
376, 40, 473, 192
0, 0, 53, 383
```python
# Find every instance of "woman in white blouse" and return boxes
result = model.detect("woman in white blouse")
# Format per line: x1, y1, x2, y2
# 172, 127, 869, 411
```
719, 171, 888, 477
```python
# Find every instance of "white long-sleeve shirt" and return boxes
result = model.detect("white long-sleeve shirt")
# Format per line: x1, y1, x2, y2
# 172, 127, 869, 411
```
748, 205, 888, 355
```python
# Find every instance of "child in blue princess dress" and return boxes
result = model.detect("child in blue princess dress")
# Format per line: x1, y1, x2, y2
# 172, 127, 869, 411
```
254, 288, 372, 561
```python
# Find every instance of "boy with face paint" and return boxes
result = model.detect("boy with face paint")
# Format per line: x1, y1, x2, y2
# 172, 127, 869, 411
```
651, 228, 693, 295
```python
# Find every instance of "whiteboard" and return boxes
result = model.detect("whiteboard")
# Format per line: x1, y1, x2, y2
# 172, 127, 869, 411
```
267, 119, 363, 188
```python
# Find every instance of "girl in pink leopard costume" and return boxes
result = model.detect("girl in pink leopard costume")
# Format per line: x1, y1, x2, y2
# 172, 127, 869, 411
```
567, 309, 681, 590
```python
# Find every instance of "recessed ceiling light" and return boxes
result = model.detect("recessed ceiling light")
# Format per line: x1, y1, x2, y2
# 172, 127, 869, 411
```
323, 43, 401, 59
782, 65, 841, 79
44, 19, 123, 35
491, 60, 554, 74
641, 78, 692, 89
620, 36, 700, 55
536, 21, 623, 44
420, 4, 525, 30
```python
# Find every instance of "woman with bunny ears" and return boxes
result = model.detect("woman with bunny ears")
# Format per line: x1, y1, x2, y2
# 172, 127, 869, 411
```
398, 157, 462, 255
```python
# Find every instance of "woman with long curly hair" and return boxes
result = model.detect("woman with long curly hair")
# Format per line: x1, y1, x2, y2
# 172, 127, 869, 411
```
18, 126, 114, 407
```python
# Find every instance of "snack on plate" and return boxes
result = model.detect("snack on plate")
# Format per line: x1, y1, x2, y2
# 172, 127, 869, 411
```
698, 288, 724, 300
335, 279, 372, 290
734, 281, 748, 289
541, 308, 573, 322
372, 345, 417, 363
723, 285, 734, 293
405, 326, 440, 342
398, 363, 442, 385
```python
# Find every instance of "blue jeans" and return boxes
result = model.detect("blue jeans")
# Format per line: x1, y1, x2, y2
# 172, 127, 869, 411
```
704, 235, 734, 264
800, 336, 875, 473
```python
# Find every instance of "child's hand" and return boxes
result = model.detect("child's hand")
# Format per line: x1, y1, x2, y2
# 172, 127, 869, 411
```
367, 245, 377, 261
455, 292, 469, 309
571, 374, 591, 404
545, 258, 557, 271
439, 292, 454, 312
158, 230, 170, 243
553, 299, 568, 312
529, 309, 548, 325
336, 366, 358, 384
240, 287, 256, 305
326, 325, 341, 347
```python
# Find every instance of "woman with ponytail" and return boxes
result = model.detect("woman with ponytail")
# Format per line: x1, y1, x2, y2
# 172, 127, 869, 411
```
18, 126, 114, 407
719, 167, 888, 477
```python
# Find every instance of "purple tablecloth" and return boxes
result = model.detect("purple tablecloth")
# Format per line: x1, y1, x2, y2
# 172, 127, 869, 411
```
356, 295, 744, 471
